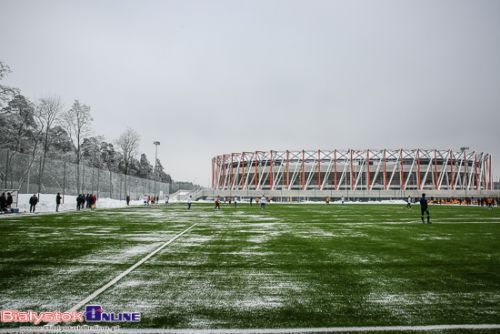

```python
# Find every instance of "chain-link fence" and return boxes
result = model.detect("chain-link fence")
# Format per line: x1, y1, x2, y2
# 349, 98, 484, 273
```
0, 149, 169, 200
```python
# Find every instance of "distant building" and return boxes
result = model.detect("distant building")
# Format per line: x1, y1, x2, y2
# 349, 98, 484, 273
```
210, 148, 497, 199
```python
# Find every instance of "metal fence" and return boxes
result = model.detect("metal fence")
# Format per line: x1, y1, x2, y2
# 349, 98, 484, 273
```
0, 149, 169, 201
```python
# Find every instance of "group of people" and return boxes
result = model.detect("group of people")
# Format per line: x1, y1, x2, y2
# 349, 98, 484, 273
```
76, 193, 97, 210
213, 195, 267, 210
0, 192, 14, 212
142, 195, 160, 206
406, 196, 499, 207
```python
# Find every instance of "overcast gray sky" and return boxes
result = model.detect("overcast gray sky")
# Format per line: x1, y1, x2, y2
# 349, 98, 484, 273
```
1, 0, 499, 186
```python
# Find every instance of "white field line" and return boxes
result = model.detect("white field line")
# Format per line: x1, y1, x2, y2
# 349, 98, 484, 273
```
5, 324, 499, 333
45, 223, 198, 326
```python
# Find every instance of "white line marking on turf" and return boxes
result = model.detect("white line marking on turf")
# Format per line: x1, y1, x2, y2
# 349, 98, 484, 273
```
9, 324, 496, 333
45, 223, 198, 326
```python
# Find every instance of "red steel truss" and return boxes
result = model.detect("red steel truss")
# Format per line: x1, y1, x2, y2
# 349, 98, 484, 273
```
211, 149, 493, 192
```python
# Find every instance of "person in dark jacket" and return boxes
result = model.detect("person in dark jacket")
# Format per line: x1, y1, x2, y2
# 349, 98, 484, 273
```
0, 192, 6, 212
419, 193, 431, 224
76, 194, 81, 210
126, 195, 130, 206
6, 192, 13, 209
29, 194, 38, 213
56, 193, 62, 212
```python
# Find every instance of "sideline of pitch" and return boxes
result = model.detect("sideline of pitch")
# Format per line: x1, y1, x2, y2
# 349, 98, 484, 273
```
0, 202, 166, 220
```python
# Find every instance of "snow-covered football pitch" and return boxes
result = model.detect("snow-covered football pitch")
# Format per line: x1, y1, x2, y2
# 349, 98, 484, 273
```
1, 203, 500, 334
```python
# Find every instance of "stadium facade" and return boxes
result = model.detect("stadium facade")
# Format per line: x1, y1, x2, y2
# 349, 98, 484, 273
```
208, 149, 497, 199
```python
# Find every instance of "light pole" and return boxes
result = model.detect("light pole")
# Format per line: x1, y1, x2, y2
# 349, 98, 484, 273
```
153, 141, 160, 199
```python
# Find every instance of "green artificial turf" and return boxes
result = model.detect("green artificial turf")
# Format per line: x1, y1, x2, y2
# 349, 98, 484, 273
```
0, 203, 499, 331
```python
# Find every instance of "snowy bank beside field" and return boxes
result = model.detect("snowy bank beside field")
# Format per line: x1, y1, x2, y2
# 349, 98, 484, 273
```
15, 194, 144, 213
180, 198, 408, 205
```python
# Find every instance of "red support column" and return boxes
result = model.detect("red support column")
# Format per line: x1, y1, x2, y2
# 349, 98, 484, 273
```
367, 150, 370, 191
222, 154, 226, 190
400, 149, 405, 191
450, 150, 454, 190
286, 150, 289, 190
317, 149, 321, 190
350, 149, 354, 191
333, 150, 338, 190
216, 156, 220, 190
474, 153, 478, 190
383, 149, 387, 190
434, 150, 438, 190
489, 155, 492, 190
463, 150, 467, 190
230, 153, 234, 190
269, 150, 273, 190
241, 153, 245, 190
301, 150, 305, 190
417, 149, 421, 191
254, 152, 259, 190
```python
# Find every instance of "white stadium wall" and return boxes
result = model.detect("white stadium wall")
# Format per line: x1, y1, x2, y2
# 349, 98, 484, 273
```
210, 149, 497, 198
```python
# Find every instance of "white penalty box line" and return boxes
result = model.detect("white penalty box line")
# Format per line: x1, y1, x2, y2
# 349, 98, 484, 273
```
45, 223, 198, 326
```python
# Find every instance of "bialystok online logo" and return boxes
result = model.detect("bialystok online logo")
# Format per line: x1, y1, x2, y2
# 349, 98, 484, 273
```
0, 305, 140, 325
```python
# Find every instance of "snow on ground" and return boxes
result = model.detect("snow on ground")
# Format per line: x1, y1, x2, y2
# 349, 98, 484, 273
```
13, 193, 144, 214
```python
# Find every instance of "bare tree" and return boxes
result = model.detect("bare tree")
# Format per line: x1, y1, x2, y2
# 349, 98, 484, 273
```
116, 127, 140, 176
36, 96, 63, 194
62, 100, 92, 193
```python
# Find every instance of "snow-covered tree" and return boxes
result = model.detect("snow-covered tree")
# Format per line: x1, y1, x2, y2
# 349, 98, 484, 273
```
138, 153, 153, 179
0, 61, 19, 108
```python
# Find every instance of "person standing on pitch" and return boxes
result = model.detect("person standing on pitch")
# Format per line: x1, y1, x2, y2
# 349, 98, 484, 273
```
214, 196, 221, 210
56, 193, 62, 212
187, 195, 192, 210
407, 196, 412, 209
29, 194, 38, 213
419, 193, 431, 224
260, 195, 267, 210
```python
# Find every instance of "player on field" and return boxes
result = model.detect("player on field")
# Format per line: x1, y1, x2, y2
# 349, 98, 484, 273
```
187, 195, 192, 210
214, 196, 221, 210
260, 195, 267, 209
407, 196, 412, 208
419, 193, 431, 224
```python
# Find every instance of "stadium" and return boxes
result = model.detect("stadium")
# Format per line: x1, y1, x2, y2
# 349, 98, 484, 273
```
210, 148, 496, 199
